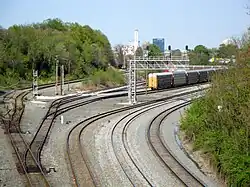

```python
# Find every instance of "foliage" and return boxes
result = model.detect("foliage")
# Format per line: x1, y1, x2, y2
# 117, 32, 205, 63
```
217, 44, 238, 58
148, 44, 162, 57
188, 45, 210, 65
188, 44, 238, 65
181, 54, 250, 185
85, 67, 125, 87
0, 18, 116, 89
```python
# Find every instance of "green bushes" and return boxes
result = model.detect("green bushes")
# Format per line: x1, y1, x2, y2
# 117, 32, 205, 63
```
83, 68, 125, 88
181, 66, 250, 186
0, 69, 23, 89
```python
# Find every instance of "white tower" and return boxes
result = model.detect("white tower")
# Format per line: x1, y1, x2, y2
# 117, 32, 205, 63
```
134, 29, 139, 53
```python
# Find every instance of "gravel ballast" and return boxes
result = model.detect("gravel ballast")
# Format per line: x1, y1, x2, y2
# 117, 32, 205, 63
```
160, 104, 223, 186
0, 83, 217, 186
124, 101, 185, 186
0, 128, 25, 187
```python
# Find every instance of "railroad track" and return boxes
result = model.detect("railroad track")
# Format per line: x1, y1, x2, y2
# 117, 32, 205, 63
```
24, 83, 209, 173
0, 79, 141, 185
0, 91, 50, 186
24, 84, 146, 172
110, 96, 206, 187
2, 80, 208, 186
147, 100, 206, 187
66, 87, 207, 186
111, 100, 176, 186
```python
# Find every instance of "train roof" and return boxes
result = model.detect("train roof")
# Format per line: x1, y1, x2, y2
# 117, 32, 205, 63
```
154, 72, 173, 76
172, 70, 187, 74
185, 70, 199, 73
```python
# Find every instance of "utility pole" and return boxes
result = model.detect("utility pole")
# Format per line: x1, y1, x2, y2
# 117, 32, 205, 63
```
32, 69, 38, 99
61, 65, 64, 95
123, 50, 126, 69
55, 56, 59, 95
68, 60, 70, 91
144, 50, 149, 95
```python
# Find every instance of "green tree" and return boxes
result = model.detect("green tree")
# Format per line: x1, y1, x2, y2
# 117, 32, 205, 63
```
148, 44, 162, 57
0, 18, 115, 88
188, 45, 210, 65
217, 44, 237, 59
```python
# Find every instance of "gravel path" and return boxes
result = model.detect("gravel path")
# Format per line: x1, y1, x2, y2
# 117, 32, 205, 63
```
160, 104, 222, 186
36, 82, 83, 97
20, 101, 49, 140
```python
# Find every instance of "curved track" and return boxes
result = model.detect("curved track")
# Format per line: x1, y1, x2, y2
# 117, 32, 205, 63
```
66, 88, 207, 186
1, 78, 209, 186
147, 100, 206, 186
110, 97, 206, 187
24, 82, 208, 173
0, 79, 134, 185
1, 91, 50, 186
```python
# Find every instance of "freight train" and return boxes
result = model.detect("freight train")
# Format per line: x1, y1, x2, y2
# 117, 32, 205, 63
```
148, 68, 224, 90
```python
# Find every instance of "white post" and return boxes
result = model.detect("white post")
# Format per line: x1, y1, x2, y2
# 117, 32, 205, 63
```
60, 115, 64, 124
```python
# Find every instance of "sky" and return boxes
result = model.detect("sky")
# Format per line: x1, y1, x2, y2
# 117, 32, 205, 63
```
1, 0, 250, 49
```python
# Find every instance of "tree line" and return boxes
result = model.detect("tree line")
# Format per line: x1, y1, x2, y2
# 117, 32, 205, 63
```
0, 18, 115, 87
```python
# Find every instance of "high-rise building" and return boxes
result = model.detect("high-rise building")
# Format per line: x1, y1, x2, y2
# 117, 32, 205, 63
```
152, 38, 165, 52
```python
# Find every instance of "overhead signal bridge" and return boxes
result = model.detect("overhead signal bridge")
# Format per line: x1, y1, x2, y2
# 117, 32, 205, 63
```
127, 55, 224, 104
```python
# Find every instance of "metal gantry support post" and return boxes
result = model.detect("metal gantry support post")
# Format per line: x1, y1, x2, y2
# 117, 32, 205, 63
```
32, 69, 38, 99
128, 59, 137, 104
133, 58, 137, 103
128, 60, 132, 104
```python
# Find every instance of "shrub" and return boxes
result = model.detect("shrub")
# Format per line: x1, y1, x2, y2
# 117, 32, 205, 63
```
181, 64, 250, 186
83, 68, 125, 88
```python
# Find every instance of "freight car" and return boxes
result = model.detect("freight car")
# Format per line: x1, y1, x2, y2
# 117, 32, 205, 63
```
148, 68, 222, 90
149, 72, 173, 90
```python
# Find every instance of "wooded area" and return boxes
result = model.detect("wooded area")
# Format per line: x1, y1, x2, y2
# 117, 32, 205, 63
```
0, 18, 115, 88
